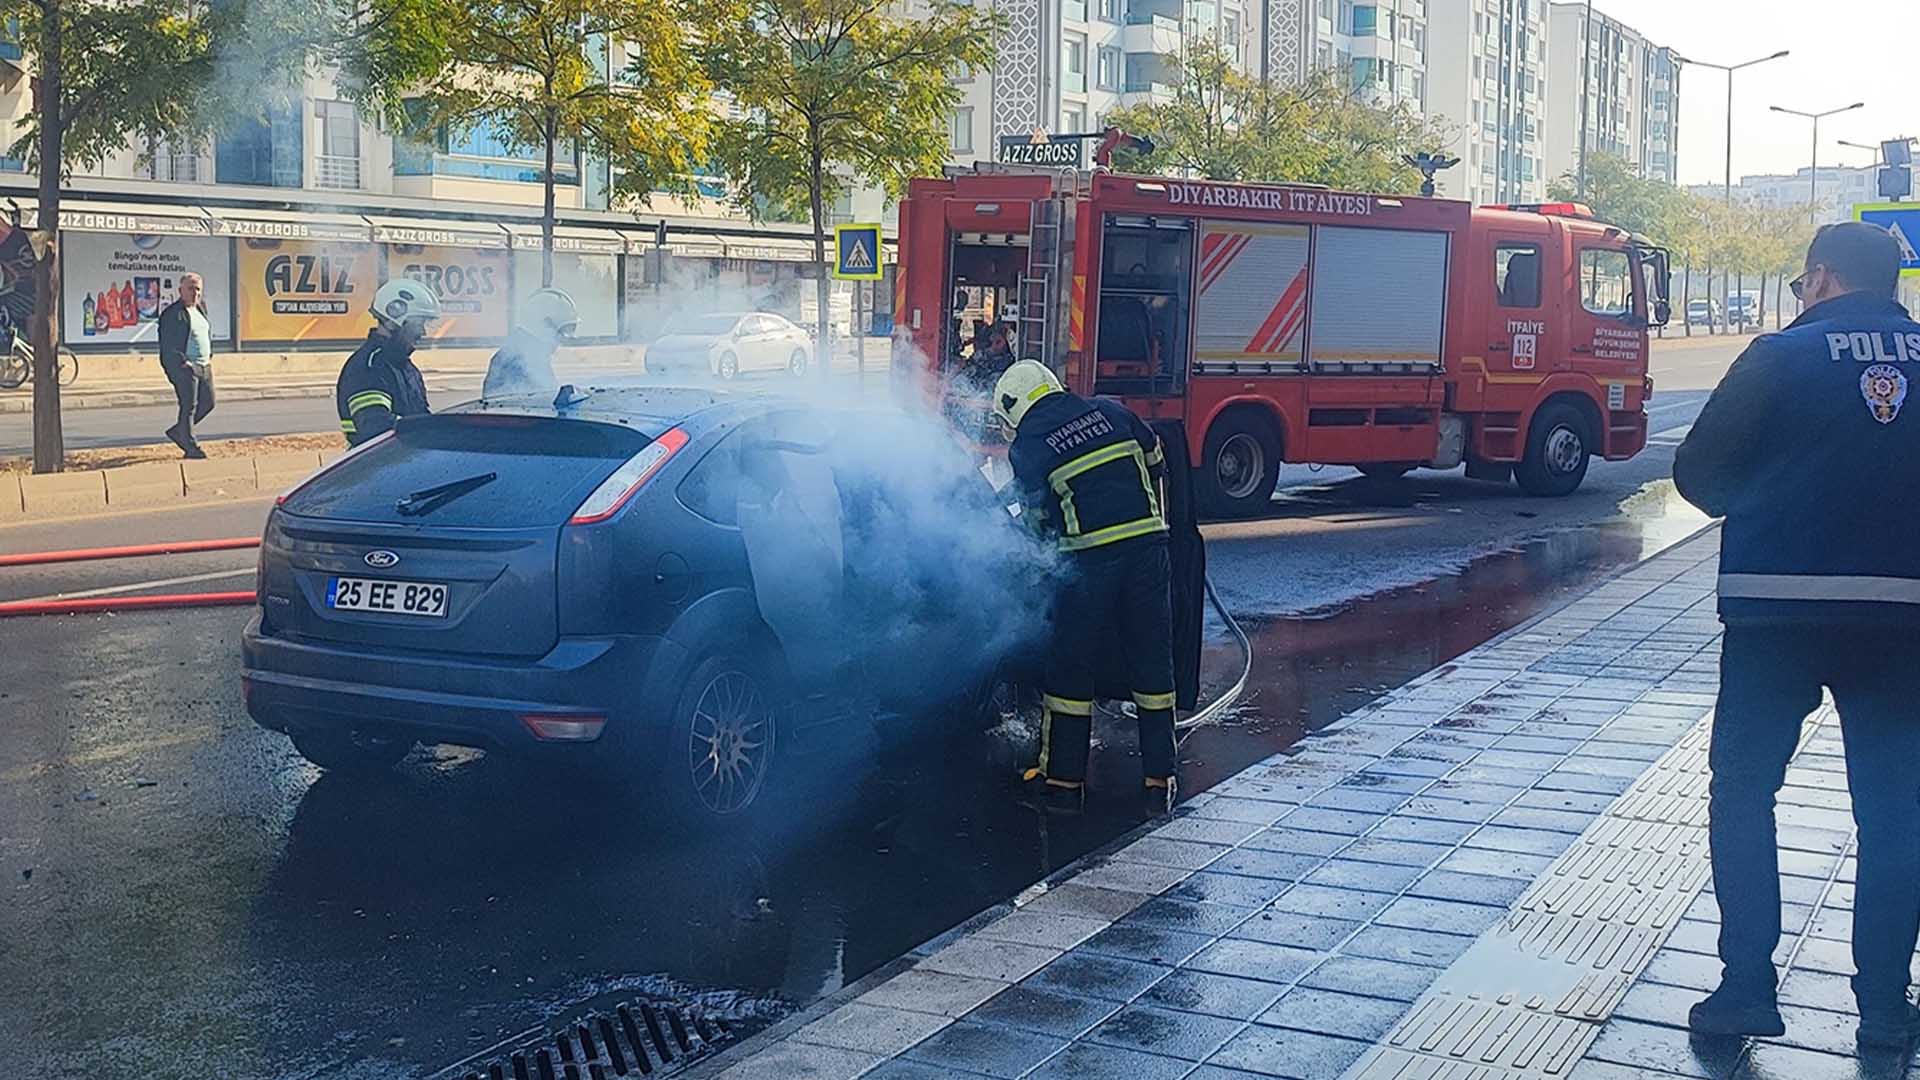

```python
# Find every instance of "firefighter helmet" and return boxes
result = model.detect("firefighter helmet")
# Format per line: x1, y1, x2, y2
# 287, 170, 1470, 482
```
370, 278, 442, 328
992, 359, 1065, 431
518, 287, 579, 343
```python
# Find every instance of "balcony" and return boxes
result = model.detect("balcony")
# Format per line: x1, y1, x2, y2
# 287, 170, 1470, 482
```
314, 155, 362, 190
1121, 80, 1177, 105
1123, 13, 1181, 56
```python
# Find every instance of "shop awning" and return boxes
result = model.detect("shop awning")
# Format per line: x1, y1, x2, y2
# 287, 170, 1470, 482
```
365, 215, 510, 250
206, 207, 373, 244
725, 236, 820, 262
664, 236, 728, 259
28, 199, 211, 236
506, 223, 625, 257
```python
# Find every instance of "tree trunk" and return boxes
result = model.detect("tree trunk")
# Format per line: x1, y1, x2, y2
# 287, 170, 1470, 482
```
1680, 256, 1692, 337
808, 124, 830, 381
1703, 261, 1715, 334
31, 0, 65, 474
1756, 272, 1767, 331
541, 109, 557, 288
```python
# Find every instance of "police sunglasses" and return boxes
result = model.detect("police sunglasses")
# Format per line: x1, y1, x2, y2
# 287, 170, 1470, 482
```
1788, 266, 1820, 300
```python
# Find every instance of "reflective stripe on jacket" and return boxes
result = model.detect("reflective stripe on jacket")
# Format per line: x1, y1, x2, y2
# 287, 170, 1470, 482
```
1010, 391, 1167, 553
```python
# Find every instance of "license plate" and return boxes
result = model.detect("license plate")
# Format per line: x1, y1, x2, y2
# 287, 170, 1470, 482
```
328, 576, 448, 618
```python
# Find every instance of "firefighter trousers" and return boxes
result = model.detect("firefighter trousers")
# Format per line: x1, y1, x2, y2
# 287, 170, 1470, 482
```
1036, 536, 1178, 785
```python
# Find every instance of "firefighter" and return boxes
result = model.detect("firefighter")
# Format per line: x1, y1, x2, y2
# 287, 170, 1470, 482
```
483, 287, 579, 399
337, 279, 441, 447
1675, 222, 1920, 1048
993, 359, 1178, 812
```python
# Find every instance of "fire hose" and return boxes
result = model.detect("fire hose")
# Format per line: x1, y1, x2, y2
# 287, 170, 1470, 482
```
0, 537, 262, 617
1176, 573, 1251, 733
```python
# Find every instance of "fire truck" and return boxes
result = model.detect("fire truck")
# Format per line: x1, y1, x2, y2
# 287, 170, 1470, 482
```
891, 155, 1671, 516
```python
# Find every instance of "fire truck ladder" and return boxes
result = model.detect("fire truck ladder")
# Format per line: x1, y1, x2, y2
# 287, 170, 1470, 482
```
1017, 199, 1065, 368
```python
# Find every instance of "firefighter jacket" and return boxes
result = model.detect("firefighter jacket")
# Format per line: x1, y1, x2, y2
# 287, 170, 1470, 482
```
1010, 390, 1168, 553
1675, 290, 1920, 624
336, 331, 431, 446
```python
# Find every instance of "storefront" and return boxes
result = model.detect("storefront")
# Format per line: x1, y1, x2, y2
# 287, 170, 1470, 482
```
213, 209, 378, 347
507, 225, 624, 341
367, 217, 513, 342
53, 202, 230, 347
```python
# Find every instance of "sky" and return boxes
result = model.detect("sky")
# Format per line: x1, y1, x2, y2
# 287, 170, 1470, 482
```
1589, 0, 1915, 186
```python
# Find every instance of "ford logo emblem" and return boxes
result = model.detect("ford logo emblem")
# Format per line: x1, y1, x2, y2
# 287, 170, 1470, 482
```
364, 550, 401, 569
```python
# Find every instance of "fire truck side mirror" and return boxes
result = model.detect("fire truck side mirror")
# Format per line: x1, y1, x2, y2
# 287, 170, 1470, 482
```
1651, 299, 1672, 328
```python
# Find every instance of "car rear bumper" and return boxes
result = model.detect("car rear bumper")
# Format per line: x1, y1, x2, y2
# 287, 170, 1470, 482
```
241, 614, 684, 753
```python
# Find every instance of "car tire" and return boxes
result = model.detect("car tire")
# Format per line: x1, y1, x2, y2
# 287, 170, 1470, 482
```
718, 352, 740, 380
287, 728, 412, 774
661, 651, 784, 825
1198, 412, 1281, 518
788, 349, 808, 377
1515, 402, 1592, 497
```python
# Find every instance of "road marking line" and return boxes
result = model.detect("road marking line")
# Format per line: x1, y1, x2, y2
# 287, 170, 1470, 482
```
16, 567, 254, 604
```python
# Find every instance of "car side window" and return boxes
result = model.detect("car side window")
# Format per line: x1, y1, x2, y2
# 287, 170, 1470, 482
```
1579, 248, 1633, 317
743, 315, 772, 335
1495, 244, 1541, 308
677, 427, 745, 526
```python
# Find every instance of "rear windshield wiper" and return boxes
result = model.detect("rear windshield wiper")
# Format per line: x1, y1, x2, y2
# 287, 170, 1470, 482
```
395, 471, 497, 517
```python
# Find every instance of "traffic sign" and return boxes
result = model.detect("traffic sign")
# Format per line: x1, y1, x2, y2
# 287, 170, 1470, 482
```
832, 223, 883, 280
1857, 204, 1920, 277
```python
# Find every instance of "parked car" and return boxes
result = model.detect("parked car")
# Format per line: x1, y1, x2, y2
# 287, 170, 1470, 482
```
1726, 294, 1759, 330
1685, 299, 1720, 328
646, 312, 813, 380
241, 388, 1045, 823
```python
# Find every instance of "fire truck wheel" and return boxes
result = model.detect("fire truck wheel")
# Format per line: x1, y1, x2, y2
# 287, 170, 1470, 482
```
1516, 402, 1592, 497
1199, 412, 1281, 518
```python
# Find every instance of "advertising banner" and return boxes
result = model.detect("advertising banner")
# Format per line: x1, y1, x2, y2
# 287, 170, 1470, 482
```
60, 232, 231, 346
385, 244, 511, 340
236, 238, 380, 344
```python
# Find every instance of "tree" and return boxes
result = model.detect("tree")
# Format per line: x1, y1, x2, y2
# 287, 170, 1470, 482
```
702, 0, 999, 357
1547, 152, 1694, 247
372, 0, 719, 287
10, 0, 414, 472
1103, 53, 1447, 195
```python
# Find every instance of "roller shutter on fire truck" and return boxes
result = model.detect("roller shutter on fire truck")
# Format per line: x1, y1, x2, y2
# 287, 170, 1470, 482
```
1194, 223, 1312, 369
1307, 226, 1449, 370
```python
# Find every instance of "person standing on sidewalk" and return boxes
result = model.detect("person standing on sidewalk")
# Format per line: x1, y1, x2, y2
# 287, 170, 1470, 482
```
157, 272, 214, 459
1675, 221, 1920, 1049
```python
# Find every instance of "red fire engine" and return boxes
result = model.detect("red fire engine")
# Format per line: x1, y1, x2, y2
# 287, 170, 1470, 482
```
891, 157, 1671, 516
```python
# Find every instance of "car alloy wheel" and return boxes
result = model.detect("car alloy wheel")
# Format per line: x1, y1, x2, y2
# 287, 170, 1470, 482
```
686, 668, 775, 816
789, 350, 807, 376
718, 353, 740, 380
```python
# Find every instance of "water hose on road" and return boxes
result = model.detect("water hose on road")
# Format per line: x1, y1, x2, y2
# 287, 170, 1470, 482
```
0, 537, 262, 616
0, 591, 257, 617
1176, 572, 1252, 733
0, 536, 260, 567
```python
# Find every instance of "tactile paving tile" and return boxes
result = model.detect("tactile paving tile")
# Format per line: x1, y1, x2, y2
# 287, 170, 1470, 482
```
1345, 707, 1838, 1080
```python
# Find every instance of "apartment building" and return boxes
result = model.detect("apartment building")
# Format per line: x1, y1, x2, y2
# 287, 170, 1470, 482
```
950, 0, 1258, 165
1543, 3, 1679, 187
1690, 164, 1882, 221
1294, 0, 1428, 111
1426, 0, 1551, 205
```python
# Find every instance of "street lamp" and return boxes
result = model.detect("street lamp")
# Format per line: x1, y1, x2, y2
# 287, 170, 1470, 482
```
1770, 102, 1867, 219
1673, 49, 1790, 205
1838, 138, 1881, 163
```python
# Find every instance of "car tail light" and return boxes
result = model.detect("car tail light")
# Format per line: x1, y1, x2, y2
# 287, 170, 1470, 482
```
568, 427, 690, 525
276, 430, 396, 507
520, 713, 607, 741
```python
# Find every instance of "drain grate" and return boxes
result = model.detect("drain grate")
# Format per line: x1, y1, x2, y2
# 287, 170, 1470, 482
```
456, 999, 735, 1080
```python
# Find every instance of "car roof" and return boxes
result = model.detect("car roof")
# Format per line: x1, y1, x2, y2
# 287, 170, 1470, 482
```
449, 385, 774, 436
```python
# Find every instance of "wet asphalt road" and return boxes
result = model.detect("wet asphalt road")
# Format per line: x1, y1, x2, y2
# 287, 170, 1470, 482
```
0, 349, 1728, 1080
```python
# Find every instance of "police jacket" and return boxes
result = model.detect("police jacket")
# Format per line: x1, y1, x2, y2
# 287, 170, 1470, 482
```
1009, 390, 1167, 553
336, 331, 430, 446
1674, 291, 1920, 624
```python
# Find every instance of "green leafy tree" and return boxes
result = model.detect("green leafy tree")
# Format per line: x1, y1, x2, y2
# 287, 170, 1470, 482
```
8, 0, 398, 472
701, 0, 999, 354
1547, 152, 1694, 245
371, 0, 718, 286
1105, 54, 1446, 194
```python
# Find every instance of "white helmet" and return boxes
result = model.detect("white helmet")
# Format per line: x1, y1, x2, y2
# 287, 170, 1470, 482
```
370, 278, 442, 328
518, 287, 579, 343
992, 359, 1065, 431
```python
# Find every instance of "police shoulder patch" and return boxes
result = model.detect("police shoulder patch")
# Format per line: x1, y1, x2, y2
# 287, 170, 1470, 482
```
1861, 364, 1908, 425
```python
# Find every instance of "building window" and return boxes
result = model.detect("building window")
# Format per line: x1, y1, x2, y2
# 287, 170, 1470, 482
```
314, 100, 361, 189
215, 102, 303, 188
949, 107, 973, 154
1224, 12, 1241, 60
1318, 0, 1333, 18
1065, 0, 1086, 21
1062, 105, 1087, 134
1097, 46, 1122, 90
1099, 0, 1121, 21
1338, 0, 1353, 33
1317, 42, 1333, 69
1353, 5, 1377, 35
1064, 35, 1087, 94
395, 108, 580, 185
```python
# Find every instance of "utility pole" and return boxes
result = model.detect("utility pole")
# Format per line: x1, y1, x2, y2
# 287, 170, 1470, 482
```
1771, 101, 1867, 221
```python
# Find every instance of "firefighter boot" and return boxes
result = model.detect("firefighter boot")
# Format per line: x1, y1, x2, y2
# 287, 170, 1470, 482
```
1141, 774, 1178, 817
1019, 769, 1086, 815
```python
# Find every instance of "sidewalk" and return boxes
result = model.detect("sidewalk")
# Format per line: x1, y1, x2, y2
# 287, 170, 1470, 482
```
688, 526, 1907, 1080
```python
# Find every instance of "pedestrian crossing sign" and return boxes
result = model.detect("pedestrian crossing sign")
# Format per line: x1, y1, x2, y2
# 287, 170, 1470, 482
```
833, 224, 883, 280
1856, 204, 1920, 277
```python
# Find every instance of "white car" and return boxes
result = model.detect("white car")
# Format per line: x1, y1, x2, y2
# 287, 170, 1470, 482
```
647, 312, 814, 380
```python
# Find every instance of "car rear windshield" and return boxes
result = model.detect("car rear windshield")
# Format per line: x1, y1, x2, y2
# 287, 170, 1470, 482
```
282, 415, 651, 526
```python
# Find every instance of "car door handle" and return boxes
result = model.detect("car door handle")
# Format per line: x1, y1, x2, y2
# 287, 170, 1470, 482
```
1571, 345, 1594, 355
1488, 343, 1510, 352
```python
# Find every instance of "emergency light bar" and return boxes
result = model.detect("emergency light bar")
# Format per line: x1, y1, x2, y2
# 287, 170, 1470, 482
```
1493, 202, 1595, 218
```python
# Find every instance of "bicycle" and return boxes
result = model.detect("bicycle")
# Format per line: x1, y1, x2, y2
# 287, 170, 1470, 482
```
0, 329, 78, 390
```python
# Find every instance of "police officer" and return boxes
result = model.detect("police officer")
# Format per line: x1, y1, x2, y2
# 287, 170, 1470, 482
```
337, 280, 441, 447
1676, 221, 1920, 1048
993, 359, 1178, 812
483, 287, 579, 398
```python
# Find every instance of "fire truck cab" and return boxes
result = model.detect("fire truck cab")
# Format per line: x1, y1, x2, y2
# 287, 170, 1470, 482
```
892, 164, 1670, 516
